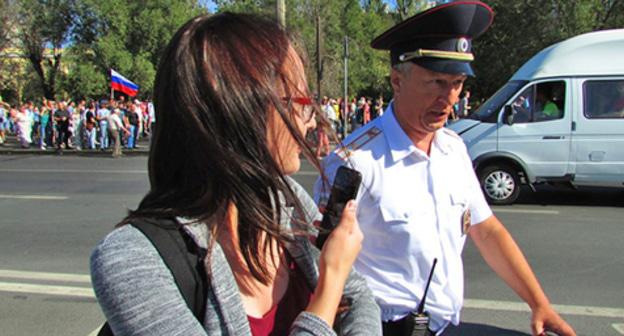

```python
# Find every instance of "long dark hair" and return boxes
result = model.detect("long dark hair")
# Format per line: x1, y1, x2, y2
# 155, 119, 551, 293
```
125, 13, 321, 284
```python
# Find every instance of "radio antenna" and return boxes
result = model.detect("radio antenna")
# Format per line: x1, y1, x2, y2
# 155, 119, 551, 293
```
416, 258, 438, 314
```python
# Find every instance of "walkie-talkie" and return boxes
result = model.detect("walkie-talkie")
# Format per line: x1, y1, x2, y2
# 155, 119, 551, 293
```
409, 258, 438, 336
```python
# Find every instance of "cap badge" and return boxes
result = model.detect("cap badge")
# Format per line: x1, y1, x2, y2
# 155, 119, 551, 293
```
456, 38, 470, 53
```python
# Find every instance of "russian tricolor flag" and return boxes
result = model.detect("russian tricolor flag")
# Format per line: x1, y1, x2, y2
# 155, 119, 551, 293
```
110, 69, 139, 97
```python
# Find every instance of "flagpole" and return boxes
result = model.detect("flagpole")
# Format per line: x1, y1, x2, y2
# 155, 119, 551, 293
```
110, 69, 114, 101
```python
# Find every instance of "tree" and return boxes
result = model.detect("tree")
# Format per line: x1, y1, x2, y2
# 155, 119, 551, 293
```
70, 0, 205, 99
0, 0, 18, 100
471, 0, 624, 103
0, 0, 15, 52
214, 0, 274, 14
15, 0, 76, 100
59, 56, 107, 101
389, 0, 451, 22
208, 0, 394, 100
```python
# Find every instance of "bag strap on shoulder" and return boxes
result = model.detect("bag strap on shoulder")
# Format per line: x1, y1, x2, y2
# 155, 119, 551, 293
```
98, 218, 207, 336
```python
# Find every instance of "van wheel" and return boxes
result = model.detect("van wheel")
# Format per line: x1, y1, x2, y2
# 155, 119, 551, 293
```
478, 164, 520, 205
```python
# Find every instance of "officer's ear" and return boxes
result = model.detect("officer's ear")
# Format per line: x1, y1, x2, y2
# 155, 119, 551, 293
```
390, 67, 402, 94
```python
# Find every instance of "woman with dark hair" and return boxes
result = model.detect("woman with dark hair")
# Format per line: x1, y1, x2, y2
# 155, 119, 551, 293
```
91, 12, 380, 336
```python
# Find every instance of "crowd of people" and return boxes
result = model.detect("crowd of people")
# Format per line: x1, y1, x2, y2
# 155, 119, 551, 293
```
0, 96, 155, 156
315, 95, 385, 156
314, 91, 472, 156
0, 90, 474, 159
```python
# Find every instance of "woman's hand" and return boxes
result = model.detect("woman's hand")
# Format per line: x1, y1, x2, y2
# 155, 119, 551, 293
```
306, 201, 362, 326
319, 200, 362, 284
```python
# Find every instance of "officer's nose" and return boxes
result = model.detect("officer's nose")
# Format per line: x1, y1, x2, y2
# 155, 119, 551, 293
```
438, 85, 461, 108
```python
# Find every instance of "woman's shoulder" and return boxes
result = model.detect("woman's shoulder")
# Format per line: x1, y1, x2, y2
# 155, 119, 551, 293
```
90, 224, 211, 335
92, 224, 147, 250
90, 225, 161, 279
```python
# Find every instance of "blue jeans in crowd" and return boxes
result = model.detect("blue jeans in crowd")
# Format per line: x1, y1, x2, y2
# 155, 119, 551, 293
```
74, 121, 83, 149
126, 125, 135, 149
39, 123, 47, 148
99, 121, 109, 149
85, 126, 97, 149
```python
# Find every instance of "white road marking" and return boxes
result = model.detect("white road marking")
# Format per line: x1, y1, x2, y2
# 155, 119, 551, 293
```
4, 269, 623, 320
465, 299, 624, 318
2, 273, 623, 320
613, 324, 624, 335
0, 194, 68, 200
0, 168, 146, 174
0, 269, 91, 283
0, 282, 94, 298
492, 208, 560, 215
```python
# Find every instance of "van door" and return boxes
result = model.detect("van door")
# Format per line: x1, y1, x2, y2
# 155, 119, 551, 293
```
498, 80, 572, 179
571, 78, 624, 187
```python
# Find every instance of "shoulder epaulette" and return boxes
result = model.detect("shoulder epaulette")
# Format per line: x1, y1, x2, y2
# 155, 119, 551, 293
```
335, 126, 382, 161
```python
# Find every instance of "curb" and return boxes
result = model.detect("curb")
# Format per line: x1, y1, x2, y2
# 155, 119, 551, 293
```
0, 148, 149, 157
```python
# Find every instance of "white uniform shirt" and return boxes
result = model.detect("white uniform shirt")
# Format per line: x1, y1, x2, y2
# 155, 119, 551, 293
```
313, 103, 492, 332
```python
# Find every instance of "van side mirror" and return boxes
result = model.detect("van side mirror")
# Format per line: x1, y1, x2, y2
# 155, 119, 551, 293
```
503, 105, 515, 126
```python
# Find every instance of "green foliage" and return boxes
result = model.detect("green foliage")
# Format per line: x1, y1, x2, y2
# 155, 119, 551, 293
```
472, 0, 624, 102
212, 0, 393, 99
67, 0, 205, 99
0, 0, 14, 51
15, 0, 76, 99
214, 0, 274, 14
59, 59, 107, 101
5, 0, 624, 103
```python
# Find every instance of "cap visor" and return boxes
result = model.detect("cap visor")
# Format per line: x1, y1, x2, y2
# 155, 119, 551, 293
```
413, 59, 475, 77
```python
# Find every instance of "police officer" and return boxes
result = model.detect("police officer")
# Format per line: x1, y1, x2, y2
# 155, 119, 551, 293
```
313, 2, 576, 336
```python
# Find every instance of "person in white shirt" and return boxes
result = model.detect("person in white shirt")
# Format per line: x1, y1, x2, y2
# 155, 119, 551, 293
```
107, 108, 130, 158
321, 96, 338, 132
314, 2, 575, 336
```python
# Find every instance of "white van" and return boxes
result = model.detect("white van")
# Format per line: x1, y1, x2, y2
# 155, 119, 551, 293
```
449, 29, 624, 205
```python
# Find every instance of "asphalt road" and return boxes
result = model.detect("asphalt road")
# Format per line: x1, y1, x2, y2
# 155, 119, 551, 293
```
0, 155, 622, 336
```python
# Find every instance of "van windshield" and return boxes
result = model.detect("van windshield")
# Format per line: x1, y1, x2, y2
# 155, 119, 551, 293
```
471, 80, 527, 123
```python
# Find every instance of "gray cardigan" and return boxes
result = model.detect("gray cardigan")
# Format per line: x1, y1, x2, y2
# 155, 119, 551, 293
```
91, 178, 381, 335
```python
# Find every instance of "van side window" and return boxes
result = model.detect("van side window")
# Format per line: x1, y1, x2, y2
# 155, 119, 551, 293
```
584, 80, 624, 119
510, 81, 565, 123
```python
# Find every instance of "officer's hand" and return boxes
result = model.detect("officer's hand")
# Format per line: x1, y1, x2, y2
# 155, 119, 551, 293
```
531, 305, 576, 336
318, 200, 362, 284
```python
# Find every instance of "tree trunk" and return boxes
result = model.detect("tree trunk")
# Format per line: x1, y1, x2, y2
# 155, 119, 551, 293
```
26, 51, 59, 100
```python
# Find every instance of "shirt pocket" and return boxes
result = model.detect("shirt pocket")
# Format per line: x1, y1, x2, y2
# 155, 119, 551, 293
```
377, 203, 436, 258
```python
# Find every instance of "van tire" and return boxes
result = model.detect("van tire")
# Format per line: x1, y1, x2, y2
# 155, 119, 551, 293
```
478, 164, 521, 205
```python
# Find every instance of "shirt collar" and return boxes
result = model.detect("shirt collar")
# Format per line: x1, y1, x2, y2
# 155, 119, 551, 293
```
432, 129, 452, 155
381, 102, 418, 163
381, 102, 452, 161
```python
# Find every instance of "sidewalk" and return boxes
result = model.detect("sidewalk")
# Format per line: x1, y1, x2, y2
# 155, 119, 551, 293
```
0, 135, 150, 156
1, 133, 345, 157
